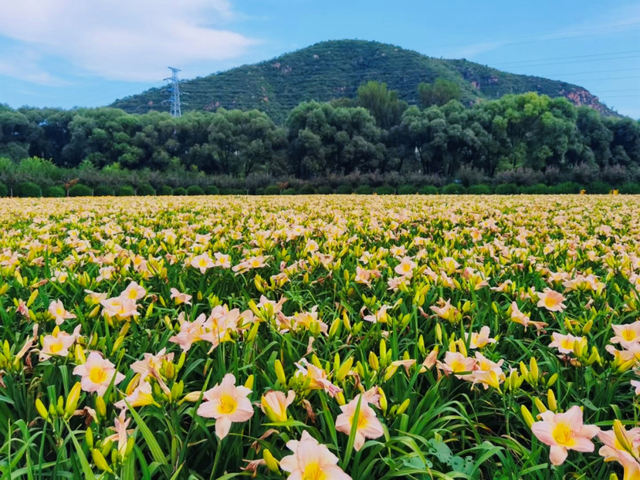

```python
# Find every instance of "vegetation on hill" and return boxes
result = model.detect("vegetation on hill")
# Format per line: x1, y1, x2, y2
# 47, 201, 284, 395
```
110, 40, 614, 122
1, 85, 639, 197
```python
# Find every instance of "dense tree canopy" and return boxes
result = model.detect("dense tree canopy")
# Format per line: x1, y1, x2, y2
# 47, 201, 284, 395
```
1, 85, 639, 183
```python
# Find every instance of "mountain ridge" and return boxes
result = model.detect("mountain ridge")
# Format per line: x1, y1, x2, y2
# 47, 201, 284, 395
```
111, 39, 615, 122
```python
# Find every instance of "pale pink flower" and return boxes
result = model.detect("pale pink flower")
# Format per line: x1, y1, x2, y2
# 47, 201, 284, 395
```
598, 425, 640, 478
196, 373, 254, 439
73, 352, 125, 396
232, 255, 269, 275
48, 300, 76, 325
335, 395, 384, 451
260, 390, 295, 422
531, 406, 599, 465
363, 305, 389, 324
465, 326, 496, 349
537, 289, 566, 312
510, 302, 547, 331
213, 252, 231, 269
105, 410, 134, 456
40, 325, 81, 361
257, 295, 287, 316
355, 266, 381, 286
114, 381, 156, 410
394, 257, 416, 277
280, 431, 351, 480
101, 297, 140, 320
130, 348, 174, 380
295, 359, 342, 397
121, 281, 146, 301
549, 332, 586, 355
169, 313, 208, 351
170, 288, 192, 306
430, 299, 458, 322
437, 352, 476, 379
191, 252, 214, 273
611, 322, 640, 348
470, 352, 505, 390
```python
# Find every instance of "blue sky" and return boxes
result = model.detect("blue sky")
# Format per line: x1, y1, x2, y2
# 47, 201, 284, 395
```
1, 0, 639, 117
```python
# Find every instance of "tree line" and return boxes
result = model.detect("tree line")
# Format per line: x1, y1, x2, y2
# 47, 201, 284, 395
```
2, 81, 640, 190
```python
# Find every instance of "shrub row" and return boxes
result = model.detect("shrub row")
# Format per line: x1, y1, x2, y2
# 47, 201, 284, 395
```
1, 181, 639, 198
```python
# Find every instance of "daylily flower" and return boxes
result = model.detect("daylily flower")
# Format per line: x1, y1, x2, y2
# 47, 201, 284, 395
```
130, 348, 174, 380
48, 300, 76, 325
191, 252, 214, 273
280, 431, 351, 480
121, 281, 146, 301
73, 351, 125, 396
335, 394, 384, 450
549, 332, 586, 355
437, 352, 476, 379
531, 406, 599, 465
394, 257, 416, 277
295, 359, 342, 397
40, 325, 81, 361
465, 326, 496, 349
260, 390, 295, 423
105, 410, 134, 456
510, 302, 547, 331
170, 288, 192, 305
363, 305, 390, 324
115, 381, 156, 410
598, 423, 640, 479
101, 297, 140, 320
537, 289, 566, 312
611, 322, 640, 348
196, 373, 254, 439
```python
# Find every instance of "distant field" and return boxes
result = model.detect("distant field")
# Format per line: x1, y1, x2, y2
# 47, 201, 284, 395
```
2, 195, 640, 479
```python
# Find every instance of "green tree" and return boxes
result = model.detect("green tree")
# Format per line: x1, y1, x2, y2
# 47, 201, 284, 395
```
356, 81, 408, 130
418, 79, 462, 108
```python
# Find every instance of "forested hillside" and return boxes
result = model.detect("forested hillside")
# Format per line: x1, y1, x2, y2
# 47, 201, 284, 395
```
111, 40, 614, 122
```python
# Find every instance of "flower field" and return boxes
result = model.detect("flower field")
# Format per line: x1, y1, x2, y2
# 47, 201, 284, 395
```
2, 195, 640, 479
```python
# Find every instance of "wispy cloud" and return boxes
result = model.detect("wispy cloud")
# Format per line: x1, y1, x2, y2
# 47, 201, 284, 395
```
0, 47, 69, 86
439, 4, 640, 59
0, 0, 259, 83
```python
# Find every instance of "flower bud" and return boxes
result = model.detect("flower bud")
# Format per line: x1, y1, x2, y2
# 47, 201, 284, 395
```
274, 359, 287, 386
35, 398, 49, 420
263, 449, 279, 472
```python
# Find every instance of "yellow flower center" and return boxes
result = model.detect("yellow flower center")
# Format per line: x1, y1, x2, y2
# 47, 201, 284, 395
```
302, 462, 326, 480
402, 263, 411, 272
560, 339, 574, 350
50, 342, 63, 354
544, 297, 557, 308
622, 330, 636, 341
354, 411, 368, 429
199, 259, 208, 268
128, 290, 138, 299
450, 360, 466, 373
56, 307, 65, 316
218, 394, 238, 414
89, 366, 108, 384
552, 422, 576, 447
251, 260, 261, 268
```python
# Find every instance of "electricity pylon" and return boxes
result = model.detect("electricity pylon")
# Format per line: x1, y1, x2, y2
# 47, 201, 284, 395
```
164, 67, 182, 117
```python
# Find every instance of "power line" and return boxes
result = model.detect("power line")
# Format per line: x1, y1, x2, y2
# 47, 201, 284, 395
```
489, 49, 640, 66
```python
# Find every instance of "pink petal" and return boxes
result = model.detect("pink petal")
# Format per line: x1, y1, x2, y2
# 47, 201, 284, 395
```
549, 445, 568, 465
215, 416, 232, 440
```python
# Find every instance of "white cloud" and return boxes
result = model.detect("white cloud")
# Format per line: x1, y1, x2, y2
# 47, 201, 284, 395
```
0, 47, 69, 86
0, 0, 258, 83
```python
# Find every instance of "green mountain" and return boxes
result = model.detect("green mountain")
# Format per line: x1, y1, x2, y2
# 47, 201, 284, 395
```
111, 39, 615, 122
